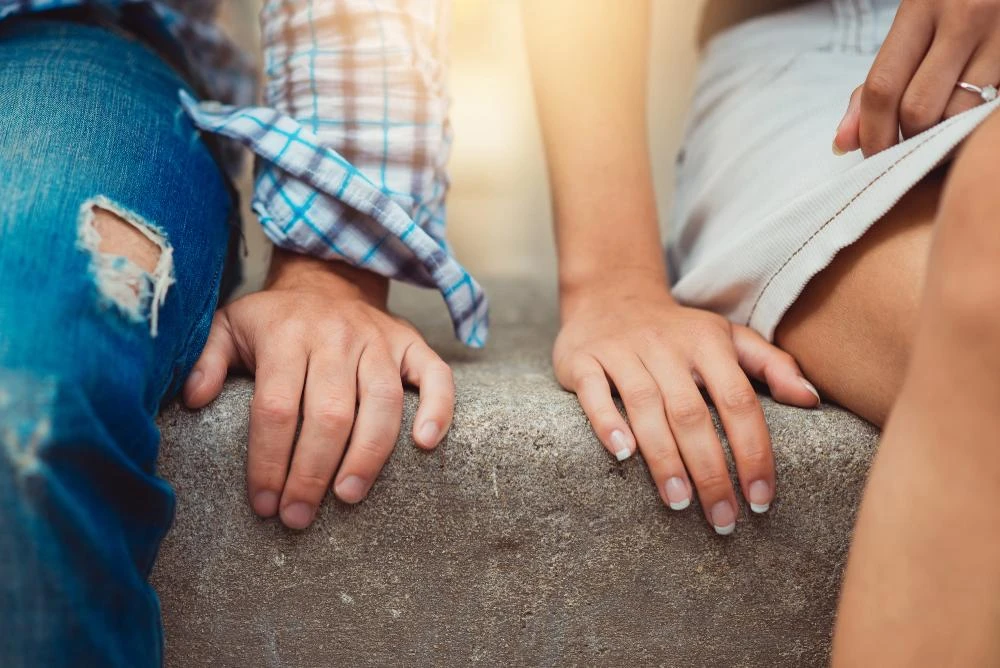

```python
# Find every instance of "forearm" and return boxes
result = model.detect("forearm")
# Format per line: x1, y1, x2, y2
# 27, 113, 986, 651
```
202, 0, 487, 345
250, 0, 450, 290
521, 0, 666, 297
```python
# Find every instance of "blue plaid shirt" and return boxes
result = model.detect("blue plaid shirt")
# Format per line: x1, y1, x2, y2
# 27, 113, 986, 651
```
0, 0, 488, 347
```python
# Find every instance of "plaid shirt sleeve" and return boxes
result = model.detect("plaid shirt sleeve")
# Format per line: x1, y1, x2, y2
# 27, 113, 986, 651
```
183, 0, 488, 348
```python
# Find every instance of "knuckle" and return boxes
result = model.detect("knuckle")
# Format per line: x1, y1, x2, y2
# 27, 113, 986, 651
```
696, 317, 733, 351
637, 324, 668, 348
690, 469, 733, 496
570, 362, 601, 389
350, 437, 392, 462
667, 397, 710, 427
276, 318, 307, 342
864, 72, 899, 107
247, 459, 289, 490
622, 383, 662, 409
594, 408, 625, 431
706, 312, 732, 332
251, 394, 299, 425
432, 360, 455, 386
287, 470, 332, 495
323, 320, 357, 349
309, 402, 354, 433
899, 95, 936, 131
719, 384, 760, 415
860, 133, 889, 157
738, 446, 773, 471
365, 379, 404, 405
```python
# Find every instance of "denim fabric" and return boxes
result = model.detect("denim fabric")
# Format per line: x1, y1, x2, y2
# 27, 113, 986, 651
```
0, 17, 232, 667
1, 0, 492, 349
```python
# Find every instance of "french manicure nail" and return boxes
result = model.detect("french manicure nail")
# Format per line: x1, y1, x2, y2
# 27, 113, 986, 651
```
801, 377, 821, 405
417, 420, 440, 446
253, 490, 279, 517
665, 477, 691, 510
281, 502, 314, 529
335, 475, 369, 504
711, 500, 737, 536
611, 430, 633, 461
748, 480, 771, 514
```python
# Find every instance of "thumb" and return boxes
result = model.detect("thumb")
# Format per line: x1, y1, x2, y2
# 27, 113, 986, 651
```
183, 310, 242, 409
834, 85, 863, 156
731, 325, 821, 409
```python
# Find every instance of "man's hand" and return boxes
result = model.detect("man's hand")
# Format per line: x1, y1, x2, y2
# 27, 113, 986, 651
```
554, 273, 820, 535
182, 249, 454, 529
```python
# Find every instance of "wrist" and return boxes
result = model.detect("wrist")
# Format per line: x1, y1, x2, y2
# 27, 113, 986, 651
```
559, 261, 668, 295
559, 264, 675, 322
265, 248, 390, 309
553, 209, 668, 306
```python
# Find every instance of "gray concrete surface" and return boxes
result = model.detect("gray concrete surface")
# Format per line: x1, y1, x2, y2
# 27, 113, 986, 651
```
152, 278, 879, 667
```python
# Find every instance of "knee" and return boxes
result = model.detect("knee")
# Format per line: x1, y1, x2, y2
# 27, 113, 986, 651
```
78, 196, 176, 337
927, 117, 1000, 333
900, 135, 1000, 375
90, 205, 162, 274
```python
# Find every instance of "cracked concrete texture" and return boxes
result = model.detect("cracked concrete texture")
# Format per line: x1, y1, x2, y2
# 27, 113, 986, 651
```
152, 278, 879, 667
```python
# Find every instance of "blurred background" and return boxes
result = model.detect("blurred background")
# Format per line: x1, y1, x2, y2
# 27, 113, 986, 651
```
221, 0, 710, 295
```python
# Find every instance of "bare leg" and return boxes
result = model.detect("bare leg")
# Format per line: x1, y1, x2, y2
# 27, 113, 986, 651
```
832, 113, 1000, 665
776, 171, 942, 426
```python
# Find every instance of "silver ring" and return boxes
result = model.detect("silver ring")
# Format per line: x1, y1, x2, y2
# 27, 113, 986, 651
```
957, 81, 999, 103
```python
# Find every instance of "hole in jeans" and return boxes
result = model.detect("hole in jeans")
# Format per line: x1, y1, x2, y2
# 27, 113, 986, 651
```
77, 196, 175, 337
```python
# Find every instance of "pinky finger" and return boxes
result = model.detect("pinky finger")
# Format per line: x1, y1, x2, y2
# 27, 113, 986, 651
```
731, 326, 821, 408
400, 340, 455, 450
570, 356, 636, 461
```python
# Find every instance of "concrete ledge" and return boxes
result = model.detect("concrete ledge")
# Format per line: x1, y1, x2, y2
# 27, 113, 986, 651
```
152, 279, 879, 666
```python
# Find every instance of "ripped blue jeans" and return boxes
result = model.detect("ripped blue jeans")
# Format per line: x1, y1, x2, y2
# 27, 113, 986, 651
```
0, 16, 234, 667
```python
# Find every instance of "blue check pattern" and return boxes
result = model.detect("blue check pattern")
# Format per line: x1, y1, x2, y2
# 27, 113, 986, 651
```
0, 0, 489, 347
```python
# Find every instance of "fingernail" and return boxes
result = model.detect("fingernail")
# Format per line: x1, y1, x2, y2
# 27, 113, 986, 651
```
280, 502, 314, 529
800, 377, 821, 405
664, 477, 691, 510
611, 430, 633, 461
253, 490, 279, 517
711, 500, 737, 536
748, 480, 771, 514
832, 138, 847, 156
187, 368, 203, 389
335, 475, 369, 504
417, 420, 440, 447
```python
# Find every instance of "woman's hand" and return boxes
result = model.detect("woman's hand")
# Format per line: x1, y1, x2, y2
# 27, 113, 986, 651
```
834, 0, 1000, 157
554, 274, 820, 535
181, 250, 454, 530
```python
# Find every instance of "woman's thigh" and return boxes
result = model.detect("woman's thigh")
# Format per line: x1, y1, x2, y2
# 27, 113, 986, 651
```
0, 16, 232, 666
774, 172, 941, 426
